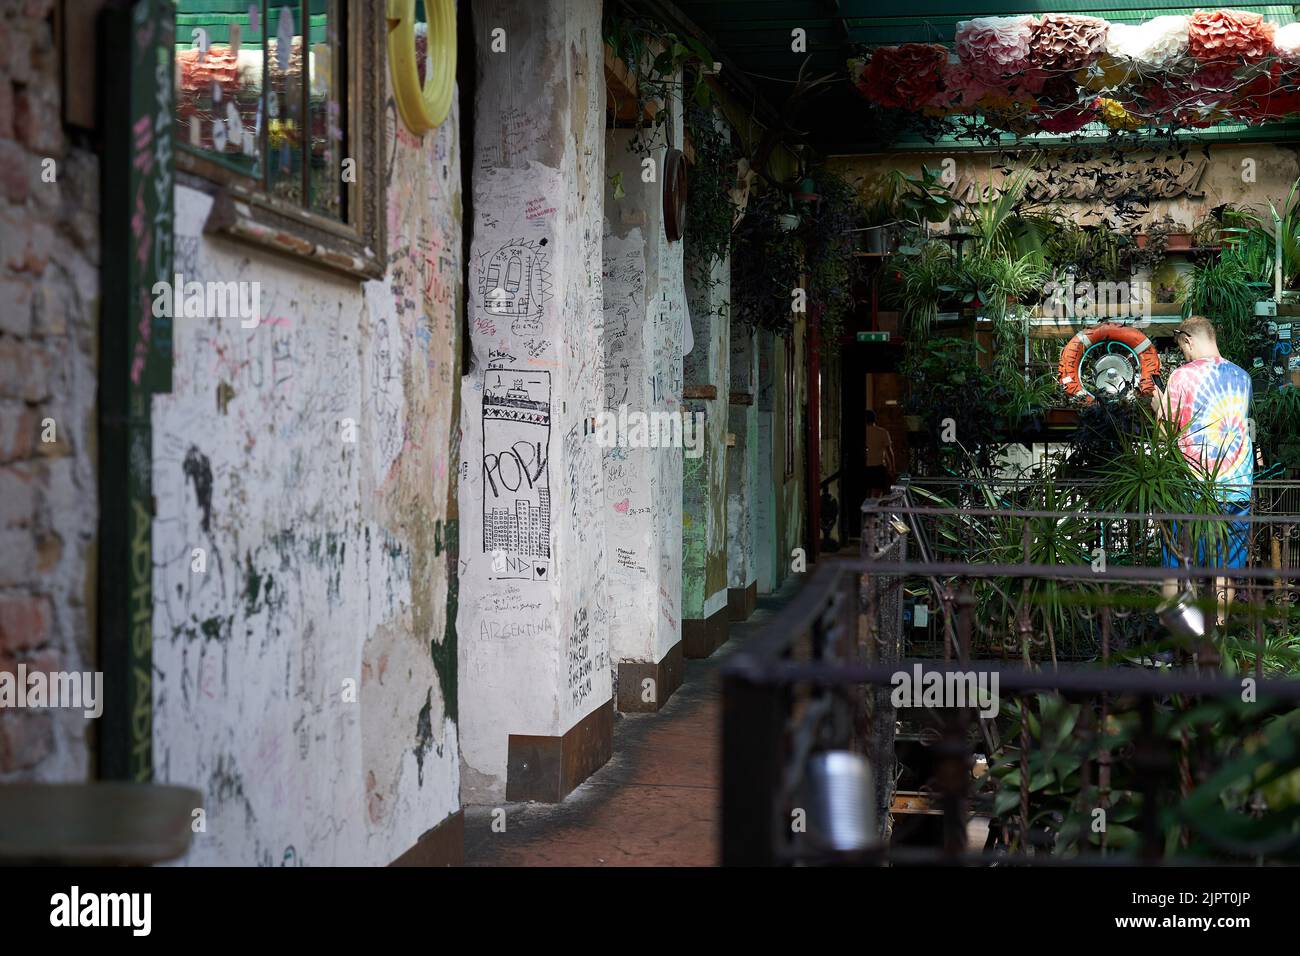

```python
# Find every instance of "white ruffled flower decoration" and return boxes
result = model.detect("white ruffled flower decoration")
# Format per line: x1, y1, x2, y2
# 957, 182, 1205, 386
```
1276, 22, 1300, 63
1104, 15, 1189, 68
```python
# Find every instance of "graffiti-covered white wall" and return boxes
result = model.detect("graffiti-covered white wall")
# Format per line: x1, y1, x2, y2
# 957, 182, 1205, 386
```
151, 92, 462, 865
602, 116, 686, 683
457, 0, 610, 803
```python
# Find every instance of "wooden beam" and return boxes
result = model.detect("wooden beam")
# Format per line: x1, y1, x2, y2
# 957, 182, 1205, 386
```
605, 42, 659, 124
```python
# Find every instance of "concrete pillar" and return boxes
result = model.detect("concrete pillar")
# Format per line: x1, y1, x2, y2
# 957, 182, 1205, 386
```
458, 0, 611, 805
681, 196, 730, 656
726, 320, 758, 619
602, 95, 687, 711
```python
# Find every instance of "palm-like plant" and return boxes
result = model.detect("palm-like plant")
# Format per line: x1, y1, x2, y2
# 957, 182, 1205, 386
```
1180, 256, 1257, 368
888, 242, 953, 340
911, 455, 1100, 661
1088, 405, 1231, 564
963, 165, 1037, 259
1261, 176, 1300, 291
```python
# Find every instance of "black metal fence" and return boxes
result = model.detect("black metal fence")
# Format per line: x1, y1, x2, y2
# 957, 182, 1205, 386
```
905, 477, 1300, 575
720, 494, 1300, 866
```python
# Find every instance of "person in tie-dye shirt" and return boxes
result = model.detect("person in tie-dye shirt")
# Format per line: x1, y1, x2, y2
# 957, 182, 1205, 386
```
1152, 316, 1253, 569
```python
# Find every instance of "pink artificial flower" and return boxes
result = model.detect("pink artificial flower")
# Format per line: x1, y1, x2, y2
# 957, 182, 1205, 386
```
954, 16, 1036, 83
1029, 14, 1109, 72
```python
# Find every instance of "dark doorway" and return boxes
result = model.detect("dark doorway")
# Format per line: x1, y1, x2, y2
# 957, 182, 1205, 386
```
838, 342, 906, 542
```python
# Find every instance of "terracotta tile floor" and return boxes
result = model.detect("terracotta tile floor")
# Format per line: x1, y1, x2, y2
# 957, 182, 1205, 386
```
463, 576, 805, 867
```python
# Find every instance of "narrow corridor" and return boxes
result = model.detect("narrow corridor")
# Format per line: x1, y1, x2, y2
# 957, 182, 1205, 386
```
463, 577, 805, 866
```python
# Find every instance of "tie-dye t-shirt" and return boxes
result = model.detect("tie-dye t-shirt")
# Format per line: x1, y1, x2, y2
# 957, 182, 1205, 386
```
1164, 357, 1253, 503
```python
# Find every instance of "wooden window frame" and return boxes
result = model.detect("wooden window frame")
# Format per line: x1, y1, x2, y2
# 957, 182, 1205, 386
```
176, 0, 387, 279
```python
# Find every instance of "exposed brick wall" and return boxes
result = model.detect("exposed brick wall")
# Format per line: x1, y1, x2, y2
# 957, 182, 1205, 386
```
0, 1, 99, 779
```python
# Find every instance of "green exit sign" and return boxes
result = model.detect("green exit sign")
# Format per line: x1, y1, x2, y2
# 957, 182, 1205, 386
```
857, 331, 891, 343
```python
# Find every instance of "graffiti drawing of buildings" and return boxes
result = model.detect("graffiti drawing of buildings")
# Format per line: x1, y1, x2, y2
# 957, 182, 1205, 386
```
482, 370, 551, 566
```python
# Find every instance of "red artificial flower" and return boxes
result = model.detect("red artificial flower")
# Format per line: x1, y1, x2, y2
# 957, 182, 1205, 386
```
1037, 97, 1101, 134
858, 44, 950, 110
1227, 62, 1300, 121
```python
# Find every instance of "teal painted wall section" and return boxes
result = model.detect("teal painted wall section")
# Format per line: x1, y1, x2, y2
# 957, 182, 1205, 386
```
682, 248, 730, 621
727, 319, 758, 590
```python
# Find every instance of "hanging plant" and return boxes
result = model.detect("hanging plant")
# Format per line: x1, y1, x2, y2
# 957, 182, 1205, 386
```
603, 13, 717, 158
803, 170, 862, 345
684, 101, 739, 286
731, 189, 804, 335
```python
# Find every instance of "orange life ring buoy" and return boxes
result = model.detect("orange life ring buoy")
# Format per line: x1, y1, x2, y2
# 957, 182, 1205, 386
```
1058, 322, 1161, 402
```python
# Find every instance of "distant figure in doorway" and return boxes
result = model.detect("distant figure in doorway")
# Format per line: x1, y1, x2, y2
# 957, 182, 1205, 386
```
864, 409, 895, 498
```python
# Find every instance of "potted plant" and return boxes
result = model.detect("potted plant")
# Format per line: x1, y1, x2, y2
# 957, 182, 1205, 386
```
887, 242, 954, 340
1253, 385, 1300, 472
859, 174, 901, 255
890, 164, 957, 247
1145, 213, 1193, 252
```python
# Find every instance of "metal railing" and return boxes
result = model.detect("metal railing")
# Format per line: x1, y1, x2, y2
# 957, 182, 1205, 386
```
721, 496, 1300, 866
905, 476, 1300, 574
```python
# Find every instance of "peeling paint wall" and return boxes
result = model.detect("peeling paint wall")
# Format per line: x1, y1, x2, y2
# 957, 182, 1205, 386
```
682, 150, 731, 625
602, 118, 685, 671
726, 321, 757, 591
151, 89, 463, 863
755, 321, 807, 593
755, 329, 776, 593
457, 0, 609, 804
774, 323, 807, 585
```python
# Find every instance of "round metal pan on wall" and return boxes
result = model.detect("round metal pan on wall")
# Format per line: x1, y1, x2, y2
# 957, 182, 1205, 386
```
663, 147, 688, 242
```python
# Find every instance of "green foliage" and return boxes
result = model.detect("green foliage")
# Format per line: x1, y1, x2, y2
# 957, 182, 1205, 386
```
984, 695, 1300, 860
1180, 256, 1259, 369
803, 170, 862, 346
1129, 224, 1168, 275
1045, 223, 1130, 283
1218, 627, 1300, 678
889, 165, 958, 229
1081, 405, 1230, 562
730, 189, 803, 334
887, 245, 1047, 339
683, 103, 738, 287
961, 166, 1037, 259
1253, 385, 1300, 470
603, 15, 716, 156
731, 170, 865, 341
887, 243, 952, 340
1262, 176, 1300, 291
912, 463, 1099, 660
991, 313, 1065, 421
899, 338, 1009, 471
858, 173, 902, 228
